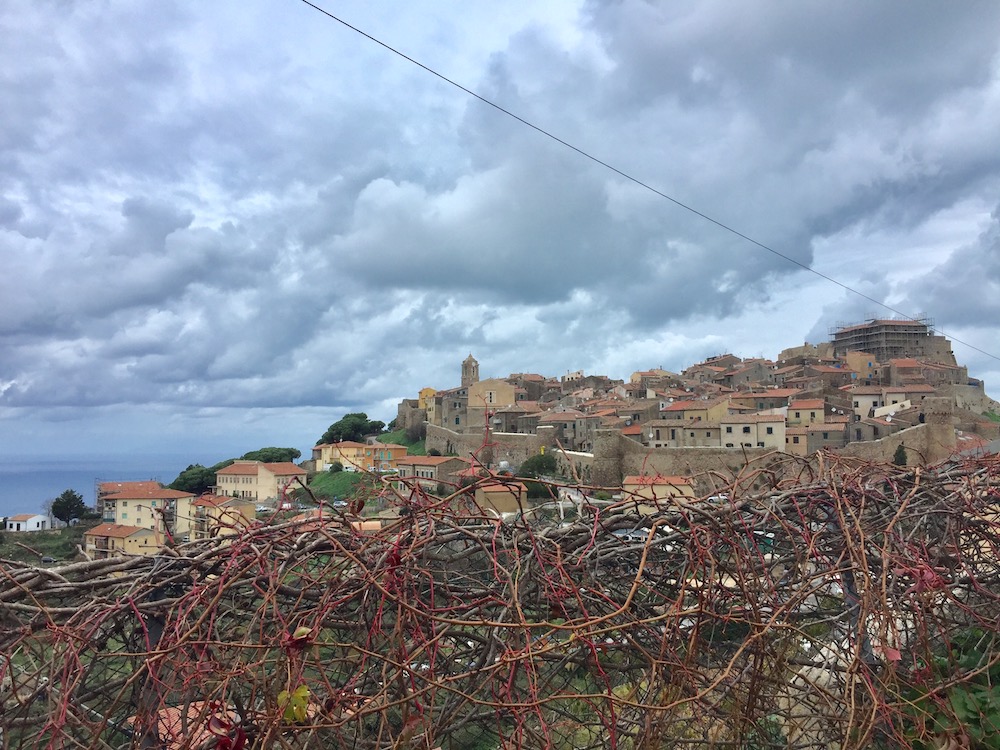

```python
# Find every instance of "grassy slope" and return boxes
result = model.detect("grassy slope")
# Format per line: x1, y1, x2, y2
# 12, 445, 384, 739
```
0, 520, 101, 564
307, 470, 366, 500
378, 428, 426, 456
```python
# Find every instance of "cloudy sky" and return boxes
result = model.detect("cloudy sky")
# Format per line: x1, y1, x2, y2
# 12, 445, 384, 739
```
2, 0, 999, 464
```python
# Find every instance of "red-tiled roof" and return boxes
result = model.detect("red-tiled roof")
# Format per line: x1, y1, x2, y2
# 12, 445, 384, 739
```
99, 480, 162, 495
621, 424, 644, 435
789, 399, 825, 409
102, 487, 195, 501
85, 523, 151, 538
7, 513, 43, 521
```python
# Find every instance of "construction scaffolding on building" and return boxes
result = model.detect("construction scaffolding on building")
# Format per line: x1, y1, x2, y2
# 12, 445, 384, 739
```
830, 316, 955, 363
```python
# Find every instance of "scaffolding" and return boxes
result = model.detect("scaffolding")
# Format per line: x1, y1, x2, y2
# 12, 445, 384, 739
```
829, 315, 938, 361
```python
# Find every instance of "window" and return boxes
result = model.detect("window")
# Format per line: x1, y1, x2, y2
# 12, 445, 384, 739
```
855, 429, 862, 440
792, 436, 800, 444
725, 443, 734, 448
854, 401, 859, 408
757, 442, 764, 447
742, 426, 751, 434
690, 432, 695, 438
706, 431, 711, 437
822, 432, 829, 439
455, 416, 460, 425
766, 426, 773, 434
670, 429, 676, 440
795, 411, 801, 418
725, 426, 733, 433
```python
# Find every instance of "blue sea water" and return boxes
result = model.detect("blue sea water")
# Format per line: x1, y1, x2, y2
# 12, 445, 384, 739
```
0, 455, 191, 519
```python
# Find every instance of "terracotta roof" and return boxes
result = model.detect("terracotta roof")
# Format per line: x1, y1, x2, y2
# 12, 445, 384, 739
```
789, 399, 825, 409
662, 400, 704, 412
98, 481, 162, 495
621, 424, 644, 435
889, 358, 922, 368
192, 494, 251, 508
216, 461, 305, 476
85, 523, 152, 538
102, 487, 194, 501
7, 513, 43, 521
320, 440, 368, 449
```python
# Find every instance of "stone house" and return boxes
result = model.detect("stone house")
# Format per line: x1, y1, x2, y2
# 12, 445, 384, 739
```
719, 414, 786, 450
395, 456, 471, 493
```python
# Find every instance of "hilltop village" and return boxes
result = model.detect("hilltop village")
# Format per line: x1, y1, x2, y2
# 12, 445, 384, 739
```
6, 317, 998, 562
384, 317, 998, 488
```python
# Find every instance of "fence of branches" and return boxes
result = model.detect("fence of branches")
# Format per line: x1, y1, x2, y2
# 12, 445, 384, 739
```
2, 452, 1000, 749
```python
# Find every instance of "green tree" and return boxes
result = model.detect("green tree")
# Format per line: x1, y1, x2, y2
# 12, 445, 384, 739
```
169, 464, 217, 495
50, 489, 87, 523
241, 447, 301, 463
318, 413, 385, 444
893, 444, 907, 466
519, 452, 557, 478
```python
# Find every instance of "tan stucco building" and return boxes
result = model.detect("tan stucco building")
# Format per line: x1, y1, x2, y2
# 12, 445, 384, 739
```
191, 495, 257, 540
312, 442, 408, 472
84, 523, 159, 558
215, 461, 307, 504
719, 414, 786, 450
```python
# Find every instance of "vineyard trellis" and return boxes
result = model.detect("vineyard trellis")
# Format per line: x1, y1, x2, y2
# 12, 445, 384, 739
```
2, 453, 1000, 749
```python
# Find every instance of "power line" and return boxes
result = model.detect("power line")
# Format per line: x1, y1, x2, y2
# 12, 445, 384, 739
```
295, 0, 999, 364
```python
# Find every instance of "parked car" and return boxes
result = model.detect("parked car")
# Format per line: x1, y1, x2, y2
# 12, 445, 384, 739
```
40, 556, 56, 564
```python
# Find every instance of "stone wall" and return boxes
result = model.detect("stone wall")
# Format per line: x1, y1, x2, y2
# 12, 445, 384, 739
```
426, 424, 556, 470
833, 397, 956, 464
590, 429, 780, 491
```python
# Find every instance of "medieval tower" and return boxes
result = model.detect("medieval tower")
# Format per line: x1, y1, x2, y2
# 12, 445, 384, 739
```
461, 354, 480, 388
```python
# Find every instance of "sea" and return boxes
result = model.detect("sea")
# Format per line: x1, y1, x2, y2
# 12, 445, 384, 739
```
0, 455, 192, 519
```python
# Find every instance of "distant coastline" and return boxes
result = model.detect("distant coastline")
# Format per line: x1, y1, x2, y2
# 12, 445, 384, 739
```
0, 455, 190, 519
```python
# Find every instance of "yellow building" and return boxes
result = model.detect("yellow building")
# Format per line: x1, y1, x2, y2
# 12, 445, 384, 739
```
719, 414, 786, 450
418, 386, 437, 410
312, 442, 408, 472
98, 483, 196, 541
84, 523, 159, 558
473, 481, 528, 516
215, 461, 308, 503
467, 378, 518, 432
191, 494, 257, 540
787, 399, 825, 426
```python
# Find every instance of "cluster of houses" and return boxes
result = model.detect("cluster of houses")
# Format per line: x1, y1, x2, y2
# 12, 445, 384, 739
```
46, 460, 306, 559
5, 318, 996, 560
396, 318, 993, 458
